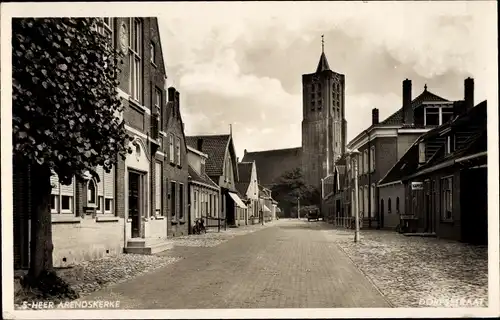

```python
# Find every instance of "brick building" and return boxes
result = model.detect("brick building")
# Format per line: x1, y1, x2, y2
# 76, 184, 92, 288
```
343, 79, 451, 229
185, 133, 247, 228
187, 145, 221, 233
13, 17, 186, 269
242, 42, 347, 213
379, 86, 487, 244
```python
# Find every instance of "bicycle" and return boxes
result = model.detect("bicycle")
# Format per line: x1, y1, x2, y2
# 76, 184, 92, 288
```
192, 218, 207, 235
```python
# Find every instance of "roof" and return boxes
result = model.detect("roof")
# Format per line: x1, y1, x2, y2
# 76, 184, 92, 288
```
237, 162, 253, 183
316, 52, 331, 73
188, 165, 219, 189
185, 134, 231, 177
379, 88, 449, 126
235, 182, 249, 198
348, 86, 448, 148
378, 100, 487, 185
242, 147, 302, 187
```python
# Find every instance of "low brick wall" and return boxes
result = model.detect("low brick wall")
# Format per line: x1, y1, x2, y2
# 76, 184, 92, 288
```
52, 217, 125, 268
145, 218, 168, 240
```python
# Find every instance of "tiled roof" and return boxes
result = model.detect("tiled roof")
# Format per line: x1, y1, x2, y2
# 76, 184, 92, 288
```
378, 89, 448, 126
316, 52, 331, 73
237, 162, 253, 183
378, 100, 487, 185
186, 134, 231, 177
242, 147, 302, 187
188, 165, 219, 189
235, 182, 249, 198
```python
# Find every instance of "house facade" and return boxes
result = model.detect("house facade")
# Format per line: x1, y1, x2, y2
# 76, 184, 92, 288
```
259, 185, 275, 223
236, 161, 260, 226
345, 79, 451, 230
13, 17, 184, 269
187, 145, 221, 233
379, 97, 487, 244
185, 134, 247, 228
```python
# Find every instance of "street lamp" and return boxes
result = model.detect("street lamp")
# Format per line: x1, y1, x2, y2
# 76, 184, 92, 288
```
346, 148, 361, 243
297, 196, 300, 220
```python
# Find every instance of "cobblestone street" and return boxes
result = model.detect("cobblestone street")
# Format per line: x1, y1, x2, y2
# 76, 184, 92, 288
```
321, 226, 488, 308
77, 219, 390, 308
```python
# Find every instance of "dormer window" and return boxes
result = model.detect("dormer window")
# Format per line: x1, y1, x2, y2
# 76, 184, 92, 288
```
424, 106, 454, 126
418, 142, 426, 164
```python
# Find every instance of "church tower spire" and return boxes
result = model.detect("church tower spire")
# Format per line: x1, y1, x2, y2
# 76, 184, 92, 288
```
316, 35, 331, 73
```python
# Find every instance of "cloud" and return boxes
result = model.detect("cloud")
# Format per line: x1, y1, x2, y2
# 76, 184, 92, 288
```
157, 1, 497, 158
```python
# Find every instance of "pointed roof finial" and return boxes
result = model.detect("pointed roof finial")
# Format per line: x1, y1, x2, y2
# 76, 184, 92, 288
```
321, 34, 325, 53
424, 84, 428, 91
229, 123, 232, 135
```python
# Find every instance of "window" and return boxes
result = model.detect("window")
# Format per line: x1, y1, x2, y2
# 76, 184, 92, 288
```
96, 18, 113, 48
175, 137, 181, 165
209, 194, 213, 216
371, 184, 376, 214
441, 108, 454, 124
441, 176, 453, 220
97, 196, 104, 213
364, 186, 369, 215
105, 198, 113, 213
396, 197, 400, 213
388, 198, 392, 214
169, 134, 174, 163
370, 146, 375, 172
380, 199, 384, 215
364, 150, 369, 173
170, 182, 176, 218
155, 88, 162, 128
446, 135, 455, 155
418, 142, 426, 164
61, 196, 73, 214
130, 18, 142, 101
155, 162, 162, 216
425, 107, 440, 126
51, 195, 58, 214
150, 42, 156, 64
179, 184, 184, 219
87, 180, 96, 205
358, 187, 363, 214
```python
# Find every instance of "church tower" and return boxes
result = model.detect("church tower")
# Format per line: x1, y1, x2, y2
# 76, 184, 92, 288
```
301, 36, 347, 190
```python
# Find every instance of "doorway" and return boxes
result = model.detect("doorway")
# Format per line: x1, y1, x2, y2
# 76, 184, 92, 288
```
129, 171, 142, 238
380, 199, 385, 228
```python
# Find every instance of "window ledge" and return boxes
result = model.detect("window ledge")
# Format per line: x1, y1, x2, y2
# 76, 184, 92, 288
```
171, 220, 178, 225
52, 215, 81, 224
96, 216, 119, 223
179, 220, 186, 225
129, 98, 150, 115
152, 216, 165, 220
151, 62, 158, 68
159, 131, 167, 137
440, 219, 454, 224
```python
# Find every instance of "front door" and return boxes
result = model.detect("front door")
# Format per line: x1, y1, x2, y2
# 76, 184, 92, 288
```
129, 171, 141, 238
380, 199, 385, 228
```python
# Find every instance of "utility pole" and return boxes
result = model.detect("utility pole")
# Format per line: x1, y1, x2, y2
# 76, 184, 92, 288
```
297, 196, 300, 220
351, 149, 361, 242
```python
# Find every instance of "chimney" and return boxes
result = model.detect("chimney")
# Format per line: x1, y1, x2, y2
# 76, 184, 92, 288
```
464, 77, 474, 110
453, 100, 466, 118
168, 87, 176, 102
372, 108, 379, 125
237, 157, 240, 163
197, 138, 203, 152
402, 79, 413, 124
244, 149, 247, 156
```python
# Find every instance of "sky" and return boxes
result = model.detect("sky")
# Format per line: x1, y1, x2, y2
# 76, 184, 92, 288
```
156, 1, 497, 160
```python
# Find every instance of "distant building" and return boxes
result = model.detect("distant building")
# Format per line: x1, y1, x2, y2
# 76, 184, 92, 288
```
242, 41, 347, 213
185, 134, 247, 227
379, 98, 487, 244
236, 161, 260, 226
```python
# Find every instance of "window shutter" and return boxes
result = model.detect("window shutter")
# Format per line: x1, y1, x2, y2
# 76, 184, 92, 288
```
60, 176, 74, 196
50, 172, 60, 194
97, 165, 105, 197
104, 166, 114, 198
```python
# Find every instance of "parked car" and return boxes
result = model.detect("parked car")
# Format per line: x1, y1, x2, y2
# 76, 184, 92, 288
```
307, 208, 320, 221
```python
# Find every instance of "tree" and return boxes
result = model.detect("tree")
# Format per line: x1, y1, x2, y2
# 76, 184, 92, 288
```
12, 18, 131, 287
270, 167, 320, 215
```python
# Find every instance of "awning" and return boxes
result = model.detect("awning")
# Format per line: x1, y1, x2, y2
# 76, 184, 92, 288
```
261, 204, 271, 212
228, 192, 247, 209
276, 207, 282, 213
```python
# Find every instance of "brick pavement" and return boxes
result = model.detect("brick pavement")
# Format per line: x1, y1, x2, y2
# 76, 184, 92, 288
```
77, 219, 390, 308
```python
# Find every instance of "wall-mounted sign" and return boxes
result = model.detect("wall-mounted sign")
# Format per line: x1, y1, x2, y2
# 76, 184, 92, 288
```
411, 182, 423, 190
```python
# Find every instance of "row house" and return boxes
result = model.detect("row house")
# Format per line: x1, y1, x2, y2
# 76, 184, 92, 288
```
344, 79, 452, 229
185, 133, 247, 228
13, 17, 189, 269
321, 156, 348, 225
378, 98, 487, 244
187, 145, 221, 233
235, 161, 260, 226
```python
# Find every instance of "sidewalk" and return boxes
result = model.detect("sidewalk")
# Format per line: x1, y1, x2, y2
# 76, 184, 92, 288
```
321, 227, 488, 308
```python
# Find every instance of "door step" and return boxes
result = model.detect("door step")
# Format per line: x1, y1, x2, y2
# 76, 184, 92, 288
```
124, 238, 174, 255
